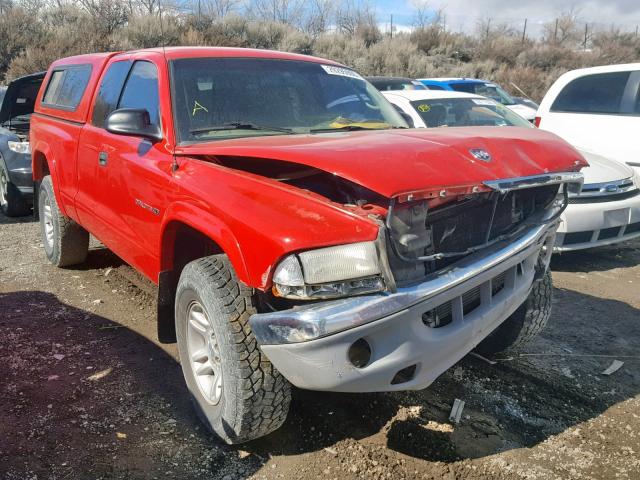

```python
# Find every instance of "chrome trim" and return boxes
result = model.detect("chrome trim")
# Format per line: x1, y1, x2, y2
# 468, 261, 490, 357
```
572, 177, 637, 199
484, 172, 584, 194
250, 222, 556, 345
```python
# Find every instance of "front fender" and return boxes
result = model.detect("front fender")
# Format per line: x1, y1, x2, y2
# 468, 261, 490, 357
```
160, 201, 250, 285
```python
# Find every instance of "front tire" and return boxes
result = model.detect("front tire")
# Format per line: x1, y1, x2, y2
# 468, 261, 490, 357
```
175, 255, 291, 444
0, 164, 30, 217
476, 271, 553, 355
39, 175, 89, 267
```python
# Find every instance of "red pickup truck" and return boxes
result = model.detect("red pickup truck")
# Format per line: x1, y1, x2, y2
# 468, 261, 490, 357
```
30, 47, 585, 444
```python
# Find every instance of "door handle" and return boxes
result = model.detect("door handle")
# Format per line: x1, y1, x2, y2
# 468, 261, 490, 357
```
98, 151, 108, 167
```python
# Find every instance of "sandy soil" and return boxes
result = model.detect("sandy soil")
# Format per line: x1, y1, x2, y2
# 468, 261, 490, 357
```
1, 211, 639, 480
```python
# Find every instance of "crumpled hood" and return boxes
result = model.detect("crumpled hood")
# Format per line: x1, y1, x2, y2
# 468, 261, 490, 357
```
577, 150, 635, 184
175, 127, 586, 199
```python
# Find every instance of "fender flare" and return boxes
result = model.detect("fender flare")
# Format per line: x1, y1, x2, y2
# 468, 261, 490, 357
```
31, 142, 67, 216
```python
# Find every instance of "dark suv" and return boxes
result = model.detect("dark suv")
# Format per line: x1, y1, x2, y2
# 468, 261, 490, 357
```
0, 72, 45, 216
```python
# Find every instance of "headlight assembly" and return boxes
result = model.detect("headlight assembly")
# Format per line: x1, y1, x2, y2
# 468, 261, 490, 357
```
7, 141, 30, 154
272, 241, 385, 300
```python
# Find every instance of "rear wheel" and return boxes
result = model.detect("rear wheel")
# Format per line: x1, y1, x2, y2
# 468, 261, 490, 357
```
0, 165, 30, 217
476, 271, 552, 355
175, 254, 291, 444
39, 175, 89, 267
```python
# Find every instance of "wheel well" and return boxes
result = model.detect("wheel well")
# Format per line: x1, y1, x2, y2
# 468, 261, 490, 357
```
157, 221, 224, 343
32, 151, 50, 181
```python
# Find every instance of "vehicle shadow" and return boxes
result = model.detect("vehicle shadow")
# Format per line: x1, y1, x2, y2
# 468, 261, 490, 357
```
551, 237, 640, 273
2, 287, 639, 478
246, 285, 640, 463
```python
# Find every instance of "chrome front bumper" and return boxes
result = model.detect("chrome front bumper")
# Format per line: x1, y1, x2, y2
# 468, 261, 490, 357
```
250, 223, 557, 392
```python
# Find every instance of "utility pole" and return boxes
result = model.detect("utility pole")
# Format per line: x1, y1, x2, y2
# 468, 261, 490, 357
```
197, 0, 201, 19
522, 18, 528, 43
390, 14, 393, 38
636, 25, 638, 37
486, 18, 491, 39
554, 18, 558, 43
584, 23, 588, 50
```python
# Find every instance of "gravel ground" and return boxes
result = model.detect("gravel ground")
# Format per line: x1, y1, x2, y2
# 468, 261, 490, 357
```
1, 211, 639, 480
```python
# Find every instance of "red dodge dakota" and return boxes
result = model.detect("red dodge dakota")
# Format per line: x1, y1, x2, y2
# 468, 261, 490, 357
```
30, 47, 585, 443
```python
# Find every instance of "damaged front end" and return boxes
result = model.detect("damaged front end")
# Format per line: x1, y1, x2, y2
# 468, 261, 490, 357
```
386, 172, 583, 286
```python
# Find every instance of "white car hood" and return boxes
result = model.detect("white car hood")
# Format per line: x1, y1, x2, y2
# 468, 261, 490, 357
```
506, 103, 536, 121
579, 150, 635, 184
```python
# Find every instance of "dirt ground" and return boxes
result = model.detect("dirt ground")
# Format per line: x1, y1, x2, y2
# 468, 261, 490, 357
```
1, 211, 639, 480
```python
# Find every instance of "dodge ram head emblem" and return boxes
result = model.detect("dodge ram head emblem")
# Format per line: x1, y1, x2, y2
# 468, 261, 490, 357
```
469, 148, 492, 162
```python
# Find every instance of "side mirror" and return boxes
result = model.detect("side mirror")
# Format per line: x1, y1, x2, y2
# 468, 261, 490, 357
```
399, 112, 415, 128
392, 104, 415, 128
105, 108, 162, 142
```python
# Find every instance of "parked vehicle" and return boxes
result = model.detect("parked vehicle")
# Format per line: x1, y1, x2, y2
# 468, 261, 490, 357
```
366, 76, 428, 91
513, 96, 539, 110
31, 47, 584, 444
418, 78, 537, 122
0, 72, 46, 216
555, 151, 640, 251
381, 90, 532, 128
537, 64, 640, 172
0, 86, 7, 105
386, 89, 640, 251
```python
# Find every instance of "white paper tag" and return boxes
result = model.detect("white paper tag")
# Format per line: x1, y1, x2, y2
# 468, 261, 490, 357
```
472, 98, 496, 106
321, 65, 364, 81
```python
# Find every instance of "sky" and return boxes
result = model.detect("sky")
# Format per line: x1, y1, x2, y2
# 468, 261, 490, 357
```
374, 0, 640, 36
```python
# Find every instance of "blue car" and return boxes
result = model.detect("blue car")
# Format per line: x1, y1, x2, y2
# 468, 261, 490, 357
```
417, 78, 537, 121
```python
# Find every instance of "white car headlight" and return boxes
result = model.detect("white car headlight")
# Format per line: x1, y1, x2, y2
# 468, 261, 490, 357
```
273, 241, 385, 300
8, 141, 30, 154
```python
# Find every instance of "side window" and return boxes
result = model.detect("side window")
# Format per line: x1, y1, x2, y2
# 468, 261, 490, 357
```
42, 65, 92, 110
118, 61, 160, 126
92, 61, 131, 128
551, 72, 631, 114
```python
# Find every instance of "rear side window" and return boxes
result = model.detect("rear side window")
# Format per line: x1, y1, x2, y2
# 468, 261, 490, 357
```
42, 65, 92, 110
117, 61, 160, 126
92, 61, 131, 128
551, 72, 630, 114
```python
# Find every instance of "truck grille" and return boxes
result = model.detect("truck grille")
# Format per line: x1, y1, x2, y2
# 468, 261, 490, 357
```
387, 185, 559, 286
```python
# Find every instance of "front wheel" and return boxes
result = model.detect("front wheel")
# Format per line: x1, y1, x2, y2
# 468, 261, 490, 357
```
0, 164, 30, 217
175, 254, 291, 444
476, 271, 553, 355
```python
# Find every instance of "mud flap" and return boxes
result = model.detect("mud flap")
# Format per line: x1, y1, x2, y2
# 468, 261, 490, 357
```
157, 270, 177, 343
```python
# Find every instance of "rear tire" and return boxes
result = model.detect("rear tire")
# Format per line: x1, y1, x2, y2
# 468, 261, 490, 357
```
39, 175, 89, 267
0, 164, 30, 217
175, 254, 291, 444
476, 271, 552, 355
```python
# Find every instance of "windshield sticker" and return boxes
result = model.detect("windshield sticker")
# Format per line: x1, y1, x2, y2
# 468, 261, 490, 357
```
192, 100, 209, 116
321, 65, 364, 81
417, 104, 431, 113
472, 99, 495, 106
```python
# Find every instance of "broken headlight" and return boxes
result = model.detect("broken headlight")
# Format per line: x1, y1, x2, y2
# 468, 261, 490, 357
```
272, 241, 385, 300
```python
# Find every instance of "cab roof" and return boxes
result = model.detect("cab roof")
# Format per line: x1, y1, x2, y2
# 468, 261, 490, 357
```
55, 47, 344, 67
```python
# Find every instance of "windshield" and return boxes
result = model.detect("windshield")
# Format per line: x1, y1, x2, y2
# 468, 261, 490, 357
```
450, 82, 516, 106
170, 58, 406, 143
410, 97, 533, 128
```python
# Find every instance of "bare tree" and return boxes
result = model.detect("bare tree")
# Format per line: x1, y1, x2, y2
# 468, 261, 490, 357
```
305, 0, 332, 36
335, 0, 377, 35
543, 7, 581, 46
410, 0, 441, 29
247, 0, 305, 26
77, 0, 128, 34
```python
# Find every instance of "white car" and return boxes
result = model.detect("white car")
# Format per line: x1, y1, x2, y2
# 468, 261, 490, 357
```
417, 78, 537, 121
385, 90, 640, 252
382, 90, 533, 129
537, 64, 640, 173
555, 151, 640, 251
